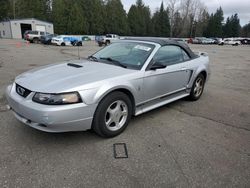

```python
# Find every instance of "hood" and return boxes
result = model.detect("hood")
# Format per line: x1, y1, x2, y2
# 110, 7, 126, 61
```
15, 60, 136, 93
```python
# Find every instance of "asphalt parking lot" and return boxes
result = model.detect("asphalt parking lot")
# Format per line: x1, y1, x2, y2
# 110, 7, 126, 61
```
0, 39, 249, 187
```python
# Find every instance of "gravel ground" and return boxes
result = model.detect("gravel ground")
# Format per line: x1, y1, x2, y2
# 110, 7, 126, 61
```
0, 39, 249, 188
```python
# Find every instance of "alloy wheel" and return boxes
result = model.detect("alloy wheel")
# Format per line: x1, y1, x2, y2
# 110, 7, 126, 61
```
105, 100, 128, 131
193, 77, 204, 97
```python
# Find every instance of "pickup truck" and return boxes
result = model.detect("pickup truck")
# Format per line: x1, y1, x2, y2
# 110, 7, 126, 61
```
25, 30, 50, 43
97, 34, 120, 46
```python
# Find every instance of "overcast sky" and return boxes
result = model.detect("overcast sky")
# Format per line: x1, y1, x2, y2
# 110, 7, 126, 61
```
121, 0, 250, 26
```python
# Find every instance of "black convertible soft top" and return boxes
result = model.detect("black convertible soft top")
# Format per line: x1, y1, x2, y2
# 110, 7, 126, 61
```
124, 37, 198, 59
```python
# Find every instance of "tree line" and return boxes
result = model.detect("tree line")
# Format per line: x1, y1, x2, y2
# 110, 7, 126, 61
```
1, 0, 249, 37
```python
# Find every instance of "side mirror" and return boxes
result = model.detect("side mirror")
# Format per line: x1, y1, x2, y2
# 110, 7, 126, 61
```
150, 62, 167, 70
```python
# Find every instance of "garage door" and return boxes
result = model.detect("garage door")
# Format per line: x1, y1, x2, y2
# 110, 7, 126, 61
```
35, 25, 46, 32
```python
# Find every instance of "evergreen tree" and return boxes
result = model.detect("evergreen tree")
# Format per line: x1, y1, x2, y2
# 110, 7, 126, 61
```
195, 9, 209, 37
152, 2, 170, 37
80, 0, 105, 35
231, 14, 241, 37
13, 0, 49, 20
204, 7, 224, 37
105, 0, 128, 35
128, 0, 151, 36
67, 1, 88, 34
172, 11, 182, 37
0, 0, 10, 20
52, 0, 70, 34
241, 23, 250, 37
0, 0, 244, 38
223, 14, 241, 37
127, 5, 138, 35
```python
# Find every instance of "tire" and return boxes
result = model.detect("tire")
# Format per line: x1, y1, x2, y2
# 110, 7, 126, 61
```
61, 42, 65, 46
33, 38, 39, 44
105, 40, 110, 45
77, 42, 82, 46
189, 74, 205, 101
92, 91, 132, 138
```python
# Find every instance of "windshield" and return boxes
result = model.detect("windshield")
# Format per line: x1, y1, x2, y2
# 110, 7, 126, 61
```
92, 42, 155, 70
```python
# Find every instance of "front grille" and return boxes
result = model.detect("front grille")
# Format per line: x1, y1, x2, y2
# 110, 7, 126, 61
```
16, 84, 32, 98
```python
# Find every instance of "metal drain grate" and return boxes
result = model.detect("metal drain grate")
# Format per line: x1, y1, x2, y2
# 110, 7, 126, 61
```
113, 143, 128, 159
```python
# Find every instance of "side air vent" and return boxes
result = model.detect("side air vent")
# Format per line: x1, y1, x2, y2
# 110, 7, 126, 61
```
67, 63, 83, 68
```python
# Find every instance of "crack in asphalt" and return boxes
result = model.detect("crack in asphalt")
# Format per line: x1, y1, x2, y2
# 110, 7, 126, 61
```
155, 128, 192, 187
170, 107, 250, 132
188, 131, 250, 157
60, 48, 81, 59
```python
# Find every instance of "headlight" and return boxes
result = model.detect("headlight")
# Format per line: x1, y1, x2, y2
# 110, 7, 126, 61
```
32, 92, 82, 105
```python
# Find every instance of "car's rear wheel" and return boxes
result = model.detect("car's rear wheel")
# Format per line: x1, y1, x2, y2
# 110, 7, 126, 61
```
92, 92, 132, 138
189, 74, 205, 101
77, 41, 82, 46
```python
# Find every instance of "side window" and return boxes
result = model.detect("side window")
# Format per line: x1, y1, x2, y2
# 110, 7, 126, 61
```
182, 49, 190, 61
40, 31, 45, 35
153, 45, 184, 66
30, 31, 38, 35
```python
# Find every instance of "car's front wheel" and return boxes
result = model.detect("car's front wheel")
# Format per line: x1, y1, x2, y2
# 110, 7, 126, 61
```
189, 74, 205, 101
33, 38, 39, 44
92, 92, 132, 138
105, 40, 110, 45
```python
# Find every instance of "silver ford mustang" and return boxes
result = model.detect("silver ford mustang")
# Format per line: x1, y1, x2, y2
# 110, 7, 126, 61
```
5, 38, 209, 137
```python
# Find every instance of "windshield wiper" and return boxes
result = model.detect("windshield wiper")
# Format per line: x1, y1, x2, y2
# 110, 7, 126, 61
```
100, 57, 127, 68
88, 55, 99, 62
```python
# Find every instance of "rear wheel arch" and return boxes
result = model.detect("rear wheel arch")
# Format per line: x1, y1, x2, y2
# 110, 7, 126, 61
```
33, 37, 39, 43
200, 70, 207, 81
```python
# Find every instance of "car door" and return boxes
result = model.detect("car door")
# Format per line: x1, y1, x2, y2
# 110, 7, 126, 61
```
142, 45, 192, 102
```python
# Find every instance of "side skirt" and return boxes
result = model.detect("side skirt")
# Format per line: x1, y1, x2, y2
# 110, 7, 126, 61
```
135, 90, 190, 116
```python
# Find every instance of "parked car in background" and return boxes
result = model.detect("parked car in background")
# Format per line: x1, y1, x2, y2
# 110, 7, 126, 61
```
171, 38, 186, 43
5, 38, 210, 137
217, 38, 224, 45
200, 38, 216, 44
224, 38, 241, 46
97, 34, 120, 46
189, 38, 202, 44
240, 38, 250, 45
82, 36, 91, 41
25, 30, 50, 43
40, 34, 58, 45
51, 36, 82, 46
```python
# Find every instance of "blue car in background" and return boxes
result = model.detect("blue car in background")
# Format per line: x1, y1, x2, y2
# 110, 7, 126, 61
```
51, 36, 83, 46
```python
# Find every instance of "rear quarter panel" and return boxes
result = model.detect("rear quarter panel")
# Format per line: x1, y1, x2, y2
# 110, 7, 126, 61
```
186, 54, 209, 88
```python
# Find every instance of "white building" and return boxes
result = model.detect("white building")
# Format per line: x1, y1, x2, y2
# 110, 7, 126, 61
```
0, 18, 54, 39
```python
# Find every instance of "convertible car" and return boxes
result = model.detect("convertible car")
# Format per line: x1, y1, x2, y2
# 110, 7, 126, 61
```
5, 38, 210, 137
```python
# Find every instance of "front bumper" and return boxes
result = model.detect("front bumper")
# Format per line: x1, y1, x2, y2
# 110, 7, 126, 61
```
5, 84, 97, 132
51, 40, 60, 46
